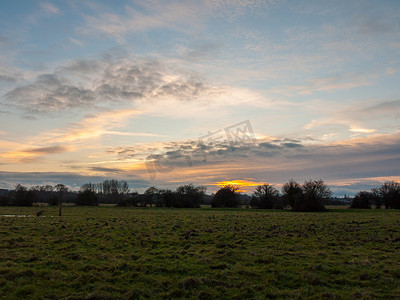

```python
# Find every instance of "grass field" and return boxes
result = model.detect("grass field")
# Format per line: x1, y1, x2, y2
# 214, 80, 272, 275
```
1, 206, 400, 299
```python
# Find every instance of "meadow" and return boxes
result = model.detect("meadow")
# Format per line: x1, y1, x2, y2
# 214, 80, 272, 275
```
0, 206, 400, 299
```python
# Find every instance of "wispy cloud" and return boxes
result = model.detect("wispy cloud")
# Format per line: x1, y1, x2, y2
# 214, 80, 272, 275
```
1, 145, 70, 164
40, 2, 60, 15
78, 0, 278, 40
23, 145, 68, 154
41, 109, 142, 143
0, 63, 23, 84
0, 108, 144, 165
270, 72, 373, 96
78, 1, 203, 40
302, 98, 400, 135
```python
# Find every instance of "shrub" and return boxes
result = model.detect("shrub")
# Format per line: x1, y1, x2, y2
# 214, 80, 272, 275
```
350, 191, 373, 209
76, 190, 99, 206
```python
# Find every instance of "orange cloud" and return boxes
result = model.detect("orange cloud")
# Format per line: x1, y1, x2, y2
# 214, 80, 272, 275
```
0, 145, 70, 163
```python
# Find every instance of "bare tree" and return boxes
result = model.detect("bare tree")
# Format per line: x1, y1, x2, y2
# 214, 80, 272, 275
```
292, 179, 330, 212
379, 181, 400, 209
251, 184, 280, 209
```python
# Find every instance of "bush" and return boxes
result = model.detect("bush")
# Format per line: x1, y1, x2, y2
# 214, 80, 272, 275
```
117, 192, 139, 207
76, 190, 98, 206
350, 191, 373, 209
0, 195, 10, 206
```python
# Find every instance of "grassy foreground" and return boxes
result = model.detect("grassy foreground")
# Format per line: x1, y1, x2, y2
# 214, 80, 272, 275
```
0, 206, 400, 299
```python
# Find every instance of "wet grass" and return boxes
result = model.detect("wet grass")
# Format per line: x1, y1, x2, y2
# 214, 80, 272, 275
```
0, 206, 400, 299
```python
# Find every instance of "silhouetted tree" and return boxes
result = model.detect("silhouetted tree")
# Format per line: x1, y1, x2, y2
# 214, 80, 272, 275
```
13, 184, 34, 206
282, 179, 303, 209
159, 189, 176, 207
117, 191, 139, 207
292, 179, 330, 212
144, 187, 160, 207
211, 185, 240, 208
251, 184, 281, 209
76, 183, 98, 206
100, 179, 130, 203
379, 181, 400, 209
0, 191, 10, 206
371, 188, 383, 209
175, 184, 205, 208
350, 191, 373, 209
29, 186, 41, 206
40, 185, 54, 205
55, 184, 69, 216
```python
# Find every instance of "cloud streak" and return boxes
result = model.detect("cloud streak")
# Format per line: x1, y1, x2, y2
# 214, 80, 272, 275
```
1, 145, 70, 164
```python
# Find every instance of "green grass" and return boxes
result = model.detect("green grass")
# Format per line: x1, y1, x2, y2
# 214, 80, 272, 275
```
1, 206, 400, 299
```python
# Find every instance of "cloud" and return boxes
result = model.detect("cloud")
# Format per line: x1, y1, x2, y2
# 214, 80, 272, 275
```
40, 2, 60, 15
1, 145, 70, 164
101, 132, 400, 194
5, 74, 96, 113
23, 145, 68, 154
68, 37, 84, 46
3, 55, 223, 114
0, 64, 22, 83
41, 108, 142, 143
88, 166, 124, 174
357, 13, 400, 36
78, 1, 203, 40
349, 128, 375, 134
0, 108, 147, 165
78, 0, 277, 40
355, 99, 400, 116
1, 133, 399, 194
106, 136, 307, 172
301, 98, 400, 136
271, 73, 373, 96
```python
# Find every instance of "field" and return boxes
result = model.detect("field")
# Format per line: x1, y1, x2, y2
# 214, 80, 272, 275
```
1, 206, 400, 299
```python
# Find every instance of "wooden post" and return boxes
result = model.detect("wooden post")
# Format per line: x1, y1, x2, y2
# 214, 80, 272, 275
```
58, 200, 62, 216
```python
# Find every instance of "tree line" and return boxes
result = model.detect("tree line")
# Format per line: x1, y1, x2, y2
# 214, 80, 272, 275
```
212, 179, 330, 211
350, 181, 400, 209
0, 179, 399, 212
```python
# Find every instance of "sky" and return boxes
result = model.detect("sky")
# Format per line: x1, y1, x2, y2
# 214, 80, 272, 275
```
0, 0, 399, 195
